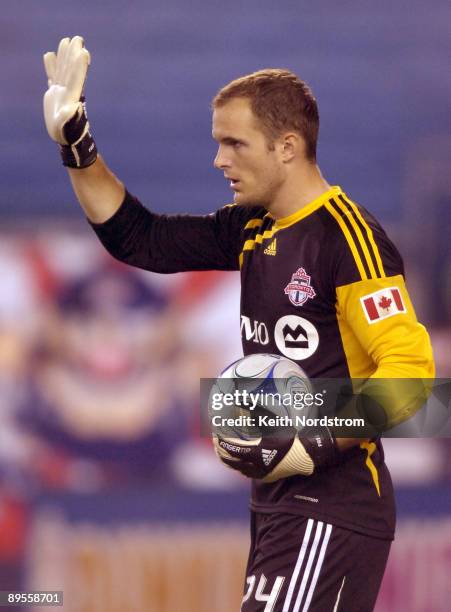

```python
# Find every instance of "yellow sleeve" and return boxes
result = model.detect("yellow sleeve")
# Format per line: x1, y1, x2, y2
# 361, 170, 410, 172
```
336, 274, 435, 428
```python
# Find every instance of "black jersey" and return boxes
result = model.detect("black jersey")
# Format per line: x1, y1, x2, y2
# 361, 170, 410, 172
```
91, 185, 434, 540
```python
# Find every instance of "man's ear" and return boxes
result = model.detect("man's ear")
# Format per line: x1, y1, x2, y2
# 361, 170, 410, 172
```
279, 132, 303, 163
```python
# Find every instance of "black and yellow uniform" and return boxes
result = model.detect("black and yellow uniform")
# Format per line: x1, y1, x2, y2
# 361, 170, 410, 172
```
92, 185, 433, 538
91, 185, 434, 607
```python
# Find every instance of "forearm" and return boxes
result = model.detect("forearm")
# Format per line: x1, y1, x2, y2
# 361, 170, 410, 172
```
67, 156, 125, 223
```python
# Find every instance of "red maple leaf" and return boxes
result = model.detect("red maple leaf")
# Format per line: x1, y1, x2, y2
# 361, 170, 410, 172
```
378, 295, 392, 310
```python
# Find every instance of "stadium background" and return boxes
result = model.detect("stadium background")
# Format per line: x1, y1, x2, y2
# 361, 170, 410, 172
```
1, 1, 451, 610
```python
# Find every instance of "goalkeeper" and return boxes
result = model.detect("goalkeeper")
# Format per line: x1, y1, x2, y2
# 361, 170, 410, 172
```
43, 36, 434, 612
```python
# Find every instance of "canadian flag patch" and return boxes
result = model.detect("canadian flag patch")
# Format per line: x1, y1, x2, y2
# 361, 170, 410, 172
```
360, 287, 406, 324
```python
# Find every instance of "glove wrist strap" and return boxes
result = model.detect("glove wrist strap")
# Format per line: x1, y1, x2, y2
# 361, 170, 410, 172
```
60, 128, 97, 168
59, 97, 98, 169
301, 426, 339, 471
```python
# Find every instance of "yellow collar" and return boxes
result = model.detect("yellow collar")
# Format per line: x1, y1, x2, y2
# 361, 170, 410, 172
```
272, 186, 342, 229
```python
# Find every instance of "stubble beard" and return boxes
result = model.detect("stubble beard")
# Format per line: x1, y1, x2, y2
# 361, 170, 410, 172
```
234, 180, 277, 209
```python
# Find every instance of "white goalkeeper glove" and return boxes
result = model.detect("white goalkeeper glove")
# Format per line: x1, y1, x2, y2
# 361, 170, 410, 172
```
43, 36, 97, 168
214, 427, 339, 483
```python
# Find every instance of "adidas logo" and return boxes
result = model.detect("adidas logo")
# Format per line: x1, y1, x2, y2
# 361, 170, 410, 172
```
262, 448, 278, 466
264, 238, 277, 256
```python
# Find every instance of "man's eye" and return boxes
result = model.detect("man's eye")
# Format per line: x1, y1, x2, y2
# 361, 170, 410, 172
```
233, 141, 243, 149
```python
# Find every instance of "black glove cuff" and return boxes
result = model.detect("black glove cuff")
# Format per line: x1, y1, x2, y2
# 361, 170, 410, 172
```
60, 132, 98, 168
300, 426, 339, 470
60, 96, 98, 168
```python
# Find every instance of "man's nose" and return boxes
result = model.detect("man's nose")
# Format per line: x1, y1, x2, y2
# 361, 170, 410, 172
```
213, 146, 230, 170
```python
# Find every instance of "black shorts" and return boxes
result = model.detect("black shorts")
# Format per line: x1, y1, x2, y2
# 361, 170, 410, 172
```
241, 511, 391, 612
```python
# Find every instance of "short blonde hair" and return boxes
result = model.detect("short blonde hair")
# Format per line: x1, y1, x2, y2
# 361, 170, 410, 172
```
212, 69, 319, 161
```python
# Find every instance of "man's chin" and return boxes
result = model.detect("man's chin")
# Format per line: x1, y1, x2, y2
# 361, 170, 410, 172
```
233, 192, 262, 207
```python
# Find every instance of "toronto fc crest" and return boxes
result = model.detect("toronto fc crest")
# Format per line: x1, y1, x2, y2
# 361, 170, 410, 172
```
284, 268, 316, 306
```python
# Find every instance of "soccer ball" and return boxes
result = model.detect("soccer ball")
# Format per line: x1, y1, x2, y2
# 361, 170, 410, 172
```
209, 353, 313, 440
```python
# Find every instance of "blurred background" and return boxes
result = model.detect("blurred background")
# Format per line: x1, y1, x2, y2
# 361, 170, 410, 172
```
1, 1, 451, 610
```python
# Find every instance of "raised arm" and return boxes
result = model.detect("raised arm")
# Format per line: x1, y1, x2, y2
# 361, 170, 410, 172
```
43, 36, 123, 222
43, 36, 265, 274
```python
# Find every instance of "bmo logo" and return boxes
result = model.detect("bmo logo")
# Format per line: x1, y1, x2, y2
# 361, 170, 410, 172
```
274, 315, 319, 360
240, 316, 270, 345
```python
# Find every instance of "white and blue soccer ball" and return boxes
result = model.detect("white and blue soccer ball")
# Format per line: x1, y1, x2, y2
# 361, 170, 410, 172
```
209, 353, 313, 440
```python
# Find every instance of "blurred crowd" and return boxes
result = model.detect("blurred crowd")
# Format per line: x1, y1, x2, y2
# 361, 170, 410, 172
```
0, 227, 246, 589
0, 227, 450, 594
